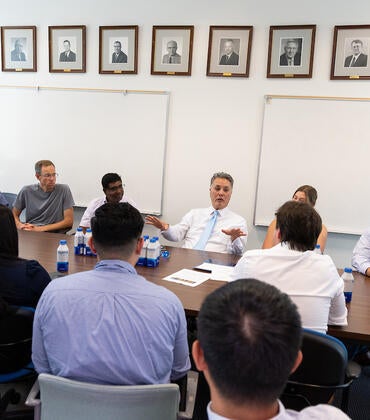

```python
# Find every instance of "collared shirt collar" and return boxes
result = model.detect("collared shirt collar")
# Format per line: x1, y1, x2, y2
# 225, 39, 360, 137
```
209, 206, 229, 217
95, 259, 137, 274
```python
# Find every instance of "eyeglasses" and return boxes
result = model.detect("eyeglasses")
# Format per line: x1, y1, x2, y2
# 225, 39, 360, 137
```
106, 183, 125, 192
40, 173, 58, 179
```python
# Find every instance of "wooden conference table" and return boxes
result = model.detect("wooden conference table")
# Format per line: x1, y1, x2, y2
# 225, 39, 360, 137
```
18, 230, 370, 344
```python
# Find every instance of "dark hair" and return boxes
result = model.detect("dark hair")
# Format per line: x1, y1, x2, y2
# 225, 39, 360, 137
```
0, 205, 19, 258
114, 41, 121, 47
101, 173, 122, 190
197, 279, 302, 405
292, 185, 317, 207
210, 172, 234, 187
35, 160, 55, 175
276, 201, 322, 251
91, 203, 143, 255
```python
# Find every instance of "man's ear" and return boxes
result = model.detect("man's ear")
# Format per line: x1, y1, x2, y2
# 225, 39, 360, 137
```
89, 236, 97, 254
291, 350, 303, 374
135, 237, 144, 255
192, 340, 207, 372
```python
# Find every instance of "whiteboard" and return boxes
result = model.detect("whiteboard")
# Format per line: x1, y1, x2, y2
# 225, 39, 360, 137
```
254, 95, 370, 235
0, 86, 169, 215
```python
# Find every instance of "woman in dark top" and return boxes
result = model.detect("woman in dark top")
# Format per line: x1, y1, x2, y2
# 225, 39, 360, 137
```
0, 206, 51, 308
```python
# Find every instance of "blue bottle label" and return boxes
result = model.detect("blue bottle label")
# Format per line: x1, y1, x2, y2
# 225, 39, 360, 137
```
344, 291, 352, 303
57, 261, 69, 272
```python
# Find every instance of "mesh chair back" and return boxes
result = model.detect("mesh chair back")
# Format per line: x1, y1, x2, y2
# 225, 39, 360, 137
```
39, 373, 180, 420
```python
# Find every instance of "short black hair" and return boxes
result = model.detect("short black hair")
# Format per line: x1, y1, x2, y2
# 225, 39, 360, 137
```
197, 279, 302, 405
91, 203, 143, 254
0, 205, 19, 258
276, 200, 322, 251
101, 173, 122, 190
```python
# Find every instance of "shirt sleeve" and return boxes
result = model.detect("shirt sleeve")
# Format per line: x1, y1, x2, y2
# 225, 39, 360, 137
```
228, 217, 248, 255
230, 254, 248, 281
27, 260, 51, 307
80, 200, 96, 228
161, 211, 193, 243
13, 187, 26, 212
352, 229, 370, 275
170, 301, 191, 381
62, 185, 75, 210
32, 295, 52, 373
328, 266, 348, 326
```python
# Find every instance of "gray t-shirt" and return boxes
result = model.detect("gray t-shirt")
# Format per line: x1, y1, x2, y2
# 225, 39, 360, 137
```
14, 184, 74, 226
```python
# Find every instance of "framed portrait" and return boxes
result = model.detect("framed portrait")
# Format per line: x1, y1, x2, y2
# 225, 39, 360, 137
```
49, 25, 86, 73
331, 25, 370, 80
267, 25, 316, 78
99, 26, 138, 74
1, 26, 37, 72
151, 26, 194, 76
206, 26, 253, 77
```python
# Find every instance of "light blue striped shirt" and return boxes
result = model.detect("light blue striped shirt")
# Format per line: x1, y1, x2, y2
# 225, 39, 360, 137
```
32, 260, 190, 384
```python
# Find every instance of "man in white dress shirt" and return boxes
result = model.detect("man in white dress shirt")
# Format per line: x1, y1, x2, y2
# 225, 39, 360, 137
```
192, 279, 349, 420
146, 172, 247, 254
231, 200, 347, 333
80, 173, 137, 230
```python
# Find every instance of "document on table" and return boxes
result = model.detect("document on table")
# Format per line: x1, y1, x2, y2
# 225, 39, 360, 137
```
194, 263, 234, 281
163, 269, 210, 287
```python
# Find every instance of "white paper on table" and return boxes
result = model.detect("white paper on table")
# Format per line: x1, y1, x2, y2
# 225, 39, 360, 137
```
163, 269, 210, 287
194, 263, 234, 282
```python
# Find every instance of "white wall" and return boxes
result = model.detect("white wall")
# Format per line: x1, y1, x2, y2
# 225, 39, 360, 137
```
1, 0, 369, 267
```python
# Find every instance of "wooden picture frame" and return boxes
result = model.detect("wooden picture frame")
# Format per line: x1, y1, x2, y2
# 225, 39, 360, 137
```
331, 25, 370, 80
49, 25, 86, 73
267, 25, 316, 78
1, 26, 37, 72
99, 26, 138, 75
206, 26, 253, 77
151, 26, 194, 76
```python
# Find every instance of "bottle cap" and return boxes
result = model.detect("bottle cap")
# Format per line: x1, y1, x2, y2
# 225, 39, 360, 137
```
86, 228, 92, 232
77, 227, 83, 232
60, 240, 67, 245
315, 244, 320, 249
344, 267, 352, 273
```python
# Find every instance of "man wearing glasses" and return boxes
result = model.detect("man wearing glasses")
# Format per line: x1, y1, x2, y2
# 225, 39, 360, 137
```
12, 160, 74, 233
79, 173, 137, 231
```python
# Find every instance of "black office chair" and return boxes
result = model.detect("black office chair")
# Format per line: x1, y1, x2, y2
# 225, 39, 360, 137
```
281, 328, 361, 413
0, 305, 36, 418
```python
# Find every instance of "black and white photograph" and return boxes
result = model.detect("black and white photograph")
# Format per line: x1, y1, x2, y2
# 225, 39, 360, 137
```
267, 25, 316, 78
207, 26, 253, 77
99, 26, 138, 74
151, 26, 194, 76
331, 25, 370, 80
49, 25, 86, 73
1, 26, 37, 72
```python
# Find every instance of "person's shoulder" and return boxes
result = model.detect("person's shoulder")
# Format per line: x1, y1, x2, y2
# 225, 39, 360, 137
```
25, 259, 51, 279
223, 207, 246, 222
293, 403, 350, 418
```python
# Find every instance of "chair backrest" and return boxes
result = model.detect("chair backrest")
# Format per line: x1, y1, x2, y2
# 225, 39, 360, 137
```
2, 193, 17, 208
0, 306, 34, 375
281, 328, 348, 409
38, 373, 180, 420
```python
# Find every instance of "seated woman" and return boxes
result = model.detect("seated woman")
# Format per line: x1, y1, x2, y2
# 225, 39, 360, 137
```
0, 206, 51, 308
262, 185, 328, 252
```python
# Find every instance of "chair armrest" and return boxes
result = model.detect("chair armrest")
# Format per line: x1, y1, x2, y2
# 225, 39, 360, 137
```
25, 379, 40, 407
172, 374, 187, 412
346, 360, 362, 380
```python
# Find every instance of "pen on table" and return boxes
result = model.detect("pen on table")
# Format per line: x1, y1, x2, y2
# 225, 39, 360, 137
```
170, 277, 197, 284
193, 268, 212, 273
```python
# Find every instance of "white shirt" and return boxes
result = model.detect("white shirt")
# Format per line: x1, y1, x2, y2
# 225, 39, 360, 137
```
352, 228, 370, 275
80, 195, 137, 228
162, 207, 247, 255
207, 400, 350, 419
231, 244, 347, 333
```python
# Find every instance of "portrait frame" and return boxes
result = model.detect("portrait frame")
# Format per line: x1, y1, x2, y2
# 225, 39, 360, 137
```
267, 25, 316, 78
331, 25, 370, 80
1, 26, 37, 72
99, 26, 138, 75
206, 26, 253, 78
49, 25, 86, 73
151, 25, 194, 76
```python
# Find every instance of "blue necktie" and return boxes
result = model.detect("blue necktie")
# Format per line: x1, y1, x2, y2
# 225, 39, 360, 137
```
194, 211, 219, 250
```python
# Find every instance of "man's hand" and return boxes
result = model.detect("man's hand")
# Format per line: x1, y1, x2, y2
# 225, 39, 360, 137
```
222, 228, 247, 242
145, 215, 169, 231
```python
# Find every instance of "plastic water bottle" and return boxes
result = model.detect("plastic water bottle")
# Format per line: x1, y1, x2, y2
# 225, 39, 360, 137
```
153, 236, 161, 265
74, 227, 85, 255
342, 267, 354, 303
57, 240, 69, 272
314, 244, 322, 254
137, 235, 149, 266
146, 238, 158, 267
84, 228, 93, 256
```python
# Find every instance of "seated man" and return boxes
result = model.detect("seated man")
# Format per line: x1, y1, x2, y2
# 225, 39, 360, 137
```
146, 172, 247, 254
12, 160, 74, 233
231, 201, 347, 333
352, 228, 370, 276
32, 202, 190, 385
192, 279, 349, 419
80, 173, 137, 230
